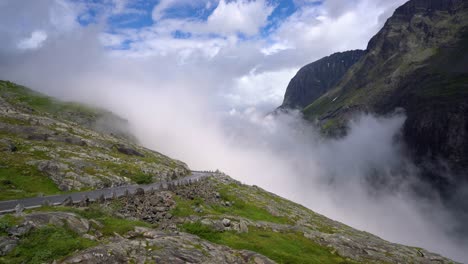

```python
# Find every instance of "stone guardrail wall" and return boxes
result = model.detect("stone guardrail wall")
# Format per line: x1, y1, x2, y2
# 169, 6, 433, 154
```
0, 171, 216, 215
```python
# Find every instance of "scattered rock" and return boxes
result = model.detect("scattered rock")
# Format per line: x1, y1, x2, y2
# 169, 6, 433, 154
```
134, 188, 145, 196
115, 144, 144, 157
27, 133, 49, 141
62, 196, 74, 206
82, 234, 97, 241
14, 203, 24, 216
0, 237, 18, 256
24, 212, 90, 235
7, 223, 33, 237
119, 191, 175, 224
201, 219, 212, 226
79, 195, 90, 207
222, 218, 231, 227
239, 220, 249, 233
0, 139, 17, 152
61, 232, 276, 264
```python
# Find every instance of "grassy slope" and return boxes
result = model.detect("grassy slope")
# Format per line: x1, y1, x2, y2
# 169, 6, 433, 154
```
3, 226, 97, 264
0, 81, 103, 126
173, 179, 356, 263
0, 203, 153, 264
182, 223, 350, 264
0, 81, 188, 200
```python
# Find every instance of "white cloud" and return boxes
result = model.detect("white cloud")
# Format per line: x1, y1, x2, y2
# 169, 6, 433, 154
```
226, 68, 298, 108
205, 0, 274, 36
17, 30, 48, 50
151, 0, 274, 37
261, 42, 294, 55
268, 0, 408, 55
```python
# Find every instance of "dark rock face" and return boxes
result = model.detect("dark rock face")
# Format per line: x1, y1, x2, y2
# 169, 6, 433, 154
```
280, 50, 365, 110
115, 144, 144, 157
363, 0, 468, 181
292, 0, 468, 188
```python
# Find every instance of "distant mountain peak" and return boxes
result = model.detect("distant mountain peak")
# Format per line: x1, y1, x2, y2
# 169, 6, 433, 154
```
280, 50, 365, 110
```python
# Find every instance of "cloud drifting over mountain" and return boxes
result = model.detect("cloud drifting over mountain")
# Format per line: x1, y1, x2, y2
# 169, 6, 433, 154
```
2, 0, 467, 262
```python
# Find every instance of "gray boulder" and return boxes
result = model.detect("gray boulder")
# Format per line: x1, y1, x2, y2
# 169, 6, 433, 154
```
222, 218, 231, 227
0, 237, 18, 256
0, 139, 17, 152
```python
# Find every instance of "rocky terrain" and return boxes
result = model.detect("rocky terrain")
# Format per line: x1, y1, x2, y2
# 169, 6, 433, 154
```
0, 173, 456, 263
0, 79, 458, 262
0, 81, 189, 200
280, 0, 468, 193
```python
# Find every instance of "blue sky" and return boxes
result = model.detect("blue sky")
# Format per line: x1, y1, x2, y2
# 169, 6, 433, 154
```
78, 0, 299, 31
71, 0, 324, 51
0, 0, 407, 109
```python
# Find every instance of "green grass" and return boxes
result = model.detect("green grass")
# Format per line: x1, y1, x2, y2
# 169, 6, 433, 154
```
181, 222, 351, 264
0, 165, 60, 201
0, 214, 22, 236
171, 196, 205, 217
133, 173, 153, 184
171, 184, 291, 224
0, 225, 97, 264
213, 185, 292, 224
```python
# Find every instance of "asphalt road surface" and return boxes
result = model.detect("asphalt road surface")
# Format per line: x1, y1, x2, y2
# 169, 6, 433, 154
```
0, 171, 212, 214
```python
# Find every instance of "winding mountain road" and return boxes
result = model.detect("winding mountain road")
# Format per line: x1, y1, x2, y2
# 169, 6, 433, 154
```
0, 171, 212, 214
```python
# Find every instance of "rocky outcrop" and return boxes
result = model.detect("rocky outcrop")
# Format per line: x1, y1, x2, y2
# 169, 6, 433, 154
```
0, 139, 16, 152
287, 0, 468, 188
0, 212, 94, 256
115, 144, 144, 157
0, 237, 17, 256
61, 229, 275, 264
280, 50, 365, 110
119, 191, 176, 224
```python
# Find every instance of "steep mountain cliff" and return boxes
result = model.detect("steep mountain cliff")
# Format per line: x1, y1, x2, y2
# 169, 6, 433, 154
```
280, 50, 365, 110
283, 0, 468, 189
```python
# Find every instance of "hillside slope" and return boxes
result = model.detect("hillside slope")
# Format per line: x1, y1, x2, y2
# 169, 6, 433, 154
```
0, 81, 457, 263
0, 173, 456, 263
0, 80, 189, 200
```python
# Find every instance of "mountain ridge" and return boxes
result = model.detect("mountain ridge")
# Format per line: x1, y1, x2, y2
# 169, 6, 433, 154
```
279, 50, 365, 110
281, 0, 468, 191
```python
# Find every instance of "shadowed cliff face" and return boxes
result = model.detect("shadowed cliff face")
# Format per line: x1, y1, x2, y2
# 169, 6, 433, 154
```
280, 50, 365, 110
286, 0, 468, 187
